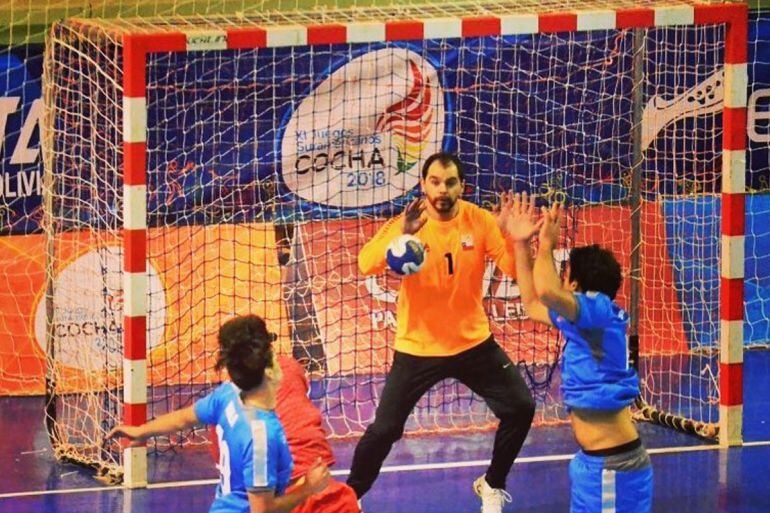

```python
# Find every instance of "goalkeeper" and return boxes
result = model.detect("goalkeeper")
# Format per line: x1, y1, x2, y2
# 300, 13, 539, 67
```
347, 152, 536, 513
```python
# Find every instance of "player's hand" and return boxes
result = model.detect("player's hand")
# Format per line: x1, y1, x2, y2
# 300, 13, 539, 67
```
539, 203, 563, 249
506, 191, 544, 243
304, 457, 331, 495
106, 425, 148, 447
402, 197, 427, 235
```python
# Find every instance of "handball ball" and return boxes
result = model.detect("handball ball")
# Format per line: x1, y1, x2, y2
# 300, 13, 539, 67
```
386, 234, 426, 276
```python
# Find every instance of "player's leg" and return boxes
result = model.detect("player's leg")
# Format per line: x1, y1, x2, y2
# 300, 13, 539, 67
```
609, 445, 653, 513
569, 444, 653, 513
452, 336, 535, 490
346, 351, 448, 498
569, 451, 601, 513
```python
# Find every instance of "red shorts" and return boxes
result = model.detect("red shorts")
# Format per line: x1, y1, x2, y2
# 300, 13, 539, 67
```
290, 479, 360, 513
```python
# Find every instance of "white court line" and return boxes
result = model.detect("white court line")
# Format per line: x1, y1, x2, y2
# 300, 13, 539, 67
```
742, 440, 770, 447
149, 479, 218, 489
339, 441, 763, 476
0, 485, 124, 498
2, 441, 769, 499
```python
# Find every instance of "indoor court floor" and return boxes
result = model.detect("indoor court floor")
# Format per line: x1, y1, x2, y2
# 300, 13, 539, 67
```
1, 349, 768, 513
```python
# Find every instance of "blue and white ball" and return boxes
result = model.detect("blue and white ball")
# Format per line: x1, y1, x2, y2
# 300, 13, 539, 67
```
386, 234, 426, 276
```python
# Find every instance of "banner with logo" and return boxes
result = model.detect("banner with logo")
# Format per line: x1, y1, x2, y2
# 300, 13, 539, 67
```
2, 20, 770, 232
148, 33, 721, 224
0, 44, 44, 236
2, 17, 770, 394
296, 206, 689, 379
0, 225, 290, 394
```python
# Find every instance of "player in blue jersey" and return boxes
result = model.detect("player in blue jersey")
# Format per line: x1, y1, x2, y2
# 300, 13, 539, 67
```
505, 192, 653, 513
108, 315, 331, 513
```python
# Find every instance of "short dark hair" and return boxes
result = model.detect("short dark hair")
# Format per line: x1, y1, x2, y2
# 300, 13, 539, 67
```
568, 245, 623, 300
421, 152, 465, 181
216, 315, 276, 391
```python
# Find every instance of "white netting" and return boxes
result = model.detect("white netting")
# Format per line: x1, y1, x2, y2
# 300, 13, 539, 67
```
747, 5, 770, 350
41, 2, 733, 475
0, 0, 487, 401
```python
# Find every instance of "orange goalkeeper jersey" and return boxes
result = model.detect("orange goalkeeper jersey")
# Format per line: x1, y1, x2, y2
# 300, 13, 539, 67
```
359, 199, 516, 357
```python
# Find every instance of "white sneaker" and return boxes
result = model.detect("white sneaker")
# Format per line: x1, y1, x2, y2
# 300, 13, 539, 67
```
473, 475, 512, 513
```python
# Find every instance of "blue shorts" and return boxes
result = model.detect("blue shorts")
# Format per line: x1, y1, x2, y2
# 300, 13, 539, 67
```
569, 445, 653, 513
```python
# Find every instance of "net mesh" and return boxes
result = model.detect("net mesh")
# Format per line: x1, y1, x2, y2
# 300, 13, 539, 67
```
41, 1, 733, 475
747, 4, 770, 351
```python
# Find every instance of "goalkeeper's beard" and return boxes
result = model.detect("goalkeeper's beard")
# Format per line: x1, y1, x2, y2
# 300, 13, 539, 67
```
428, 195, 456, 214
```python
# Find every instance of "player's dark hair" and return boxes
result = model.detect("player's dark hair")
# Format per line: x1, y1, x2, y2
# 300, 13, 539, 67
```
216, 315, 277, 391
421, 152, 465, 181
568, 245, 623, 300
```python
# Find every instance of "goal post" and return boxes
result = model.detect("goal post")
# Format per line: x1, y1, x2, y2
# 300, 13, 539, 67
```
42, 0, 748, 487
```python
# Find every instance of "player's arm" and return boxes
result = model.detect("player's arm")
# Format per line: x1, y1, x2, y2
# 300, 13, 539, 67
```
506, 192, 551, 325
247, 458, 330, 513
358, 198, 426, 275
248, 489, 308, 513
533, 203, 578, 322
107, 406, 199, 446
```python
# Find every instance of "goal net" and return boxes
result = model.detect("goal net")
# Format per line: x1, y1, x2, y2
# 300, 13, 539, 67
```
41, 0, 747, 482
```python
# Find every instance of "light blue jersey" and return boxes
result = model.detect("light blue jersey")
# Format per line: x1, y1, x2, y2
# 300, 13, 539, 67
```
195, 383, 293, 513
549, 291, 639, 411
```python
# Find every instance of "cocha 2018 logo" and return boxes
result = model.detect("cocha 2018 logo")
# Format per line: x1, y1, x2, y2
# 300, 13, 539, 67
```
281, 48, 445, 208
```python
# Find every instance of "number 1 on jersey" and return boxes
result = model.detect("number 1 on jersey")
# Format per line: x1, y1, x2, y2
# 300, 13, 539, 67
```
444, 253, 454, 275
